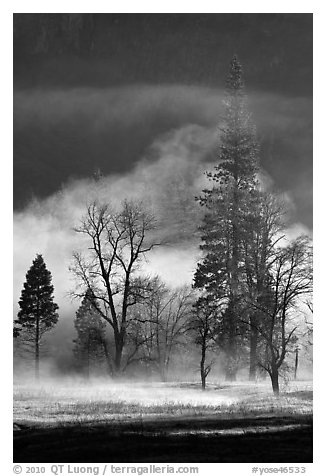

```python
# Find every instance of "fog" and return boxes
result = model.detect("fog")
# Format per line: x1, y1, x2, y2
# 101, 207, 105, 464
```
13, 122, 214, 317
13, 76, 312, 382
11, 16, 313, 467
14, 85, 312, 227
13, 113, 312, 376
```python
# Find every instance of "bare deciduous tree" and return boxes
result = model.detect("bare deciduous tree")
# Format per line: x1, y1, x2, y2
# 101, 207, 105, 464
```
135, 278, 192, 381
242, 192, 287, 380
243, 236, 312, 394
187, 295, 221, 390
70, 199, 159, 375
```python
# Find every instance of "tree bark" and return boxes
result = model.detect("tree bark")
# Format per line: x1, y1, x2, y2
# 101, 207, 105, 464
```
270, 368, 280, 395
294, 348, 299, 380
35, 341, 40, 381
35, 313, 40, 381
200, 345, 207, 390
114, 346, 123, 374
114, 333, 124, 374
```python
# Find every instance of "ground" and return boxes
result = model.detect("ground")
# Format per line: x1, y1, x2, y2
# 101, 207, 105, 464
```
13, 379, 313, 463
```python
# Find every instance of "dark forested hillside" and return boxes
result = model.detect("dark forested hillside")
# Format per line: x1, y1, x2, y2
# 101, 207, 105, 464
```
14, 14, 312, 95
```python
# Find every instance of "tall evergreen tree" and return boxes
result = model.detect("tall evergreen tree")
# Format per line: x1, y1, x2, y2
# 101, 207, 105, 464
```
73, 288, 108, 377
194, 56, 259, 380
14, 254, 59, 379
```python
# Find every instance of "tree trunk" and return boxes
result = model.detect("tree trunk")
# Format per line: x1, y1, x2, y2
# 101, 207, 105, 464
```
294, 348, 299, 380
201, 372, 206, 390
35, 314, 40, 381
249, 324, 258, 381
200, 345, 207, 390
114, 346, 123, 374
35, 340, 40, 381
227, 179, 240, 383
113, 324, 129, 376
114, 333, 124, 375
270, 368, 280, 395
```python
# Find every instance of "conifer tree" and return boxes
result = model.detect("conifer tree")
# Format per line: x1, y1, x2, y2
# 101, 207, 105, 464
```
194, 56, 259, 381
14, 254, 59, 379
73, 288, 108, 377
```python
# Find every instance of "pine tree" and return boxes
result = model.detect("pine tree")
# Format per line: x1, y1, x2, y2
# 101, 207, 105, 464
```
73, 288, 108, 377
14, 254, 59, 379
194, 56, 259, 381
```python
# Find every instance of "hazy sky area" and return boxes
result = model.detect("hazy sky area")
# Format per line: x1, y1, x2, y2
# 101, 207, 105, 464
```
13, 14, 312, 358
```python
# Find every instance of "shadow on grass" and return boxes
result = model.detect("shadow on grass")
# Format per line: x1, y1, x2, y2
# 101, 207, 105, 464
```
14, 415, 312, 463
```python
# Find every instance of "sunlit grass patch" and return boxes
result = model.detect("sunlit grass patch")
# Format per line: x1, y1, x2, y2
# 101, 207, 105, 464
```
13, 380, 313, 427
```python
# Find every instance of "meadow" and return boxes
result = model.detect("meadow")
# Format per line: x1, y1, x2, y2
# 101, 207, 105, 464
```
14, 379, 313, 463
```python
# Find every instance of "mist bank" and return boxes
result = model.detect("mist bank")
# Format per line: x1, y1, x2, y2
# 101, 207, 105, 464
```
14, 353, 313, 384
14, 119, 311, 312
13, 90, 312, 385
14, 85, 312, 228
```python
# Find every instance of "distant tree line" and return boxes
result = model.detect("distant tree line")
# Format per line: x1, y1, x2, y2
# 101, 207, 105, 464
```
14, 57, 312, 394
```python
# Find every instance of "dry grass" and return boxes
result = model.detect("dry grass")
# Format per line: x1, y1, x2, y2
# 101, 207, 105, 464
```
13, 379, 312, 427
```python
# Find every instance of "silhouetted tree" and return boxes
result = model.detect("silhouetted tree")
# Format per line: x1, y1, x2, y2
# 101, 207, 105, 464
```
243, 237, 312, 394
187, 296, 221, 390
134, 278, 192, 381
194, 56, 259, 381
70, 200, 160, 375
14, 254, 59, 380
241, 192, 287, 380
